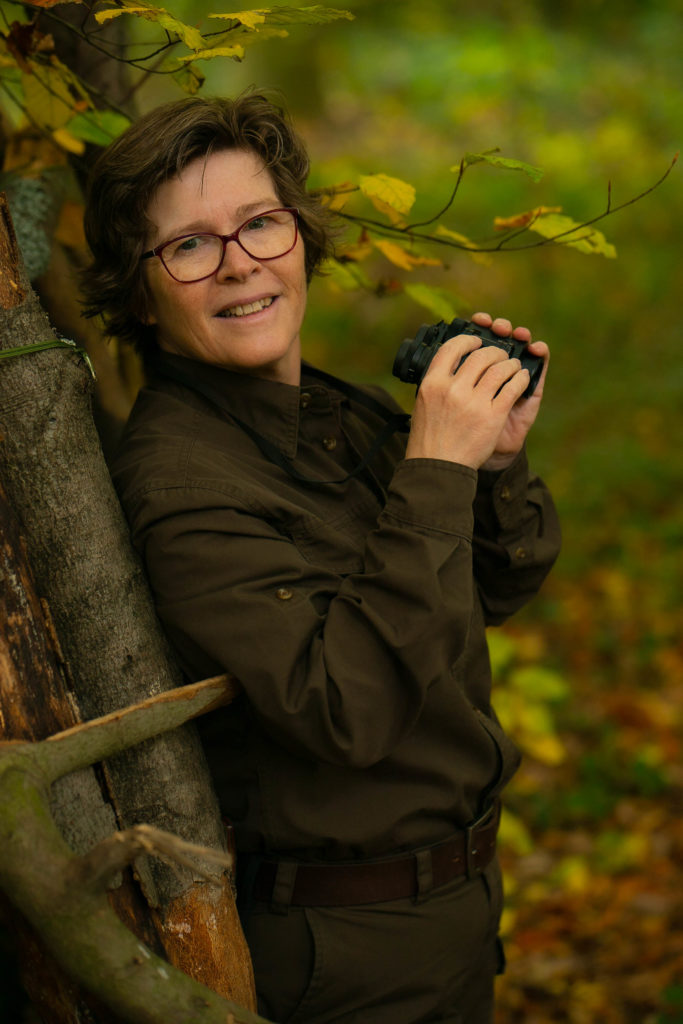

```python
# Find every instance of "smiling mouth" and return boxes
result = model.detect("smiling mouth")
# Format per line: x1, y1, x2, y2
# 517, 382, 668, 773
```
216, 296, 275, 318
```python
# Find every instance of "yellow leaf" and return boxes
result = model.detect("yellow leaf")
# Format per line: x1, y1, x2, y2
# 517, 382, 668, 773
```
494, 206, 563, 231
435, 224, 478, 248
372, 239, 440, 271
51, 126, 85, 155
340, 238, 374, 262
317, 182, 356, 211
209, 6, 354, 27
435, 224, 491, 266
95, 3, 205, 51
207, 10, 266, 30
22, 65, 75, 131
178, 45, 245, 63
359, 173, 416, 221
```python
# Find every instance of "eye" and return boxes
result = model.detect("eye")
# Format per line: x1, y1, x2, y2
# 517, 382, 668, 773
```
243, 215, 270, 232
176, 235, 206, 253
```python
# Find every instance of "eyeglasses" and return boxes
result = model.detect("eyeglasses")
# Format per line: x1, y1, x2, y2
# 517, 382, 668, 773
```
141, 207, 299, 283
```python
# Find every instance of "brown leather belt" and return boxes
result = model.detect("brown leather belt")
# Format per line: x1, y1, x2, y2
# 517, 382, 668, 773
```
252, 801, 500, 907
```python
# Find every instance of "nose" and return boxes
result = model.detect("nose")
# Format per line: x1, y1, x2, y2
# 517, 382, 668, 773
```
215, 238, 260, 281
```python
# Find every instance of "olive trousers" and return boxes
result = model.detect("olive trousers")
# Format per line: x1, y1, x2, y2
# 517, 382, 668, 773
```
242, 858, 505, 1024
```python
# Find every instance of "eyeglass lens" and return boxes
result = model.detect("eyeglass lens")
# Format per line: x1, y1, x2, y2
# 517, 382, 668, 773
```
161, 210, 297, 282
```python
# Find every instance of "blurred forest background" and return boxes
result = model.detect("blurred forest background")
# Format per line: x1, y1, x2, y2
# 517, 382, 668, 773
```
1, 1, 681, 1022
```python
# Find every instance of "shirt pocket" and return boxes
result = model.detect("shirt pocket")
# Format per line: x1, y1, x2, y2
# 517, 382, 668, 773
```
283, 495, 380, 575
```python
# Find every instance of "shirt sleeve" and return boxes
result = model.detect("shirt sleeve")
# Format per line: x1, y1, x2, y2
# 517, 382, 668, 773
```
472, 448, 561, 625
129, 458, 482, 770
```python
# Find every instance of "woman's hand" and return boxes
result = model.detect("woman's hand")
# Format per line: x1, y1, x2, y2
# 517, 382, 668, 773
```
405, 311, 549, 471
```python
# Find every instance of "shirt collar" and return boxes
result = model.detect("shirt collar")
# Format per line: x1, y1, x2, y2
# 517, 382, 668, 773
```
147, 351, 341, 460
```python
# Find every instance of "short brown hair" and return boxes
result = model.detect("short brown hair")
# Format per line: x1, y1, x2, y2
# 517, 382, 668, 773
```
81, 92, 335, 350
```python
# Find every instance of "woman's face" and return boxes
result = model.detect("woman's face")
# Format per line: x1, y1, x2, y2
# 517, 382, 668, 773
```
142, 148, 308, 385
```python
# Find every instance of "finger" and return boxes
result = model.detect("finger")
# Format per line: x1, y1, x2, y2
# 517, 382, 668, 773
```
471, 311, 493, 328
526, 340, 548, 359
493, 365, 531, 405
491, 317, 512, 337
477, 356, 524, 395
452, 342, 510, 388
424, 333, 482, 378
511, 325, 532, 343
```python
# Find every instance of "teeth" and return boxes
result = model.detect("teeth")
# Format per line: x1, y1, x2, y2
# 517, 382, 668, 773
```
219, 296, 274, 318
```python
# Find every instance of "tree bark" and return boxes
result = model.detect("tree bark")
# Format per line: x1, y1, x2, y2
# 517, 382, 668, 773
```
0, 670, 267, 1024
0, 193, 255, 1012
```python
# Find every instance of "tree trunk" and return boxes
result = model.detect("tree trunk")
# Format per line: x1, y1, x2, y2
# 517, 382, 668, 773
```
0, 193, 255, 1012
0, 470, 162, 1022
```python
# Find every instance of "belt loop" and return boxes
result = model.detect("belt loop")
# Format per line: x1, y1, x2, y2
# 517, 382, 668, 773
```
270, 861, 298, 915
413, 848, 434, 904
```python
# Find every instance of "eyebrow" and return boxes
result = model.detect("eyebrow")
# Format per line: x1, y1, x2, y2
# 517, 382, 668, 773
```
156, 198, 281, 244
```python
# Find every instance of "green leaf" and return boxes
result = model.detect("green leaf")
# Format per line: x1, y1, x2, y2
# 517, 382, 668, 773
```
528, 212, 617, 257
404, 283, 463, 322
65, 110, 131, 146
453, 150, 544, 183
95, 2, 206, 51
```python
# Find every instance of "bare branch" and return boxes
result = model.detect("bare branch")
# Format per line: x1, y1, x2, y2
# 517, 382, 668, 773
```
67, 823, 233, 891
38, 674, 242, 783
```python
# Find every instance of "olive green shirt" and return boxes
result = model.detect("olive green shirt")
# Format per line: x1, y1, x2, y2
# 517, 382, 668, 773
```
111, 353, 560, 860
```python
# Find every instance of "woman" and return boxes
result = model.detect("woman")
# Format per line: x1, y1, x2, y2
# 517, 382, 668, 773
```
82, 92, 560, 1024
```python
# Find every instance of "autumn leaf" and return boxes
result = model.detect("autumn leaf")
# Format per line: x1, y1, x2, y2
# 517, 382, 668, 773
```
94, 2, 206, 51
51, 126, 85, 155
435, 224, 492, 265
316, 182, 357, 211
22, 65, 76, 131
372, 238, 441, 270
360, 173, 416, 223
339, 230, 374, 262
494, 206, 563, 231
177, 45, 245, 63
207, 9, 267, 30
208, 6, 354, 28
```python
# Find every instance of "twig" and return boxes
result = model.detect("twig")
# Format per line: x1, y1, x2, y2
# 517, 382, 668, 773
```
67, 823, 233, 891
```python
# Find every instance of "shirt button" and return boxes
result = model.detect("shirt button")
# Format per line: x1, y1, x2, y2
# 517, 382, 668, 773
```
275, 587, 293, 601
514, 547, 527, 560
500, 486, 512, 501
322, 437, 337, 451
300, 393, 312, 409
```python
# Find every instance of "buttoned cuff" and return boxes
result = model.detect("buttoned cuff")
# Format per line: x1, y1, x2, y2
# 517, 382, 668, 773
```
476, 448, 530, 530
382, 458, 477, 538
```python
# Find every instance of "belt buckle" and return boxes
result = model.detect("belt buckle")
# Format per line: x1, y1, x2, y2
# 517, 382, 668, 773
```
464, 802, 496, 881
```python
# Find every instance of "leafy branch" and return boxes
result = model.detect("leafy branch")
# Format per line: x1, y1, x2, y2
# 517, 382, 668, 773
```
328, 151, 678, 259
